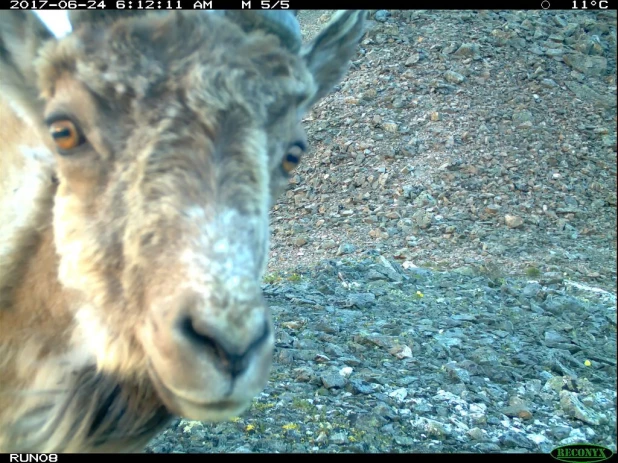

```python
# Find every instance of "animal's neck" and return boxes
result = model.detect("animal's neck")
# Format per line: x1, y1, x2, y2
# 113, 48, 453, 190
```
14, 219, 75, 344
1, 184, 74, 346
0, 195, 171, 453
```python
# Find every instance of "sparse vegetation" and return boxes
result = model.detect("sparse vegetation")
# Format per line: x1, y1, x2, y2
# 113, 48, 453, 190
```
525, 267, 542, 278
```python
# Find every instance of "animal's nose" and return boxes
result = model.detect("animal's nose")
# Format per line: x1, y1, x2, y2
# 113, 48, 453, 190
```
176, 309, 270, 378
143, 281, 274, 420
166, 285, 271, 377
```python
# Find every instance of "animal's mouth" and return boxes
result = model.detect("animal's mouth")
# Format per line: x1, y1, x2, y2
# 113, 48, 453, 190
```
147, 361, 250, 421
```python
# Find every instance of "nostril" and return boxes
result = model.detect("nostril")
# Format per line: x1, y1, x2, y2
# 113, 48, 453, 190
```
177, 315, 270, 378
178, 315, 235, 373
178, 315, 220, 354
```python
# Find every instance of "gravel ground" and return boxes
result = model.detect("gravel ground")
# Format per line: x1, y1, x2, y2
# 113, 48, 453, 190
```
145, 10, 617, 453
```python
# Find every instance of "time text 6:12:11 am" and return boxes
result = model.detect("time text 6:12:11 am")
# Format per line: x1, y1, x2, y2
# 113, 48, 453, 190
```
9, 0, 182, 8
117, 0, 183, 7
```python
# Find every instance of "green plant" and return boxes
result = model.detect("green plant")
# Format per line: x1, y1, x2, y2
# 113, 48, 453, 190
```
525, 266, 541, 278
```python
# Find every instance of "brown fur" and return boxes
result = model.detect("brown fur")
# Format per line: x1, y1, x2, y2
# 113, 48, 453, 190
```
0, 10, 365, 452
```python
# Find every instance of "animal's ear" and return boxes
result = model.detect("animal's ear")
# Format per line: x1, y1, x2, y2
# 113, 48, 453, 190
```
300, 10, 366, 109
0, 11, 55, 122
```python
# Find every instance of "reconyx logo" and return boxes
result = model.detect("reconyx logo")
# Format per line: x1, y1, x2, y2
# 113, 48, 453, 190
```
550, 444, 614, 463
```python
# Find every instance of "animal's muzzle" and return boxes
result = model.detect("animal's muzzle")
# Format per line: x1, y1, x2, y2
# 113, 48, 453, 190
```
140, 280, 274, 421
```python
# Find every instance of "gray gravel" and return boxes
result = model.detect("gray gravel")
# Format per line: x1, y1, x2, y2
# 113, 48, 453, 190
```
146, 258, 616, 453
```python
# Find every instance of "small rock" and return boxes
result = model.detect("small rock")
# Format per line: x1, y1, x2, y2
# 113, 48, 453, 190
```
563, 53, 608, 76
553, 15, 567, 28
468, 403, 488, 425
541, 78, 558, 88
453, 266, 476, 276
321, 372, 347, 389
444, 70, 465, 84
346, 292, 376, 309
549, 425, 572, 440
344, 97, 360, 105
442, 42, 458, 54
383, 122, 398, 133
512, 109, 533, 124
467, 427, 486, 441
518, 121, 533, 130
602, 134, 617, 148
231, 445, 253, 453
548, 33, 565, 43
294, 236, 308, 247
411, 417, 449, 438
505, 214, 524, 229
405, 53, 420, 66
392, 98, 405, 108
367, 269, 388, 281
503, 404, 533, 420
322, 239, 337, 250
330, 432, 347, 444
564, 81, 616, 108
385, 211, 399, 219
389, 344, 412, 359
339, 366, 353, 378
362, 88, 377, 101
394, 435, 415, 446
475, 443, 503, 452
522, 283, 542, 298
337, 243, 356, 255
500, 431, 535, 449
545, 48, 564, 58
444, 362, 471, 383
381, 24, 399, 37
560, 390, 603, 425
282, 320, 304, 330
565, 428, 588, 443
563, 23, 579, 37
374, 10, 389, 22
485, 204, 500, 214
349, 379, 374, 395
520, 19, 533, 31
544, 330, 572, 348
388, 387, 408, 401
374, 402, 397, 419
294, 366, 316, 382
453, 43, 481, 59
412, 210, 432, 229
533, 28, 548, 40
543, 376, 566, 394
541, 272, 563, 285
413, 191, 436, 207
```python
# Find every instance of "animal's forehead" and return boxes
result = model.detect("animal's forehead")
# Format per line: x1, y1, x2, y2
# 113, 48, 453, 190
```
39, 12, 314, 114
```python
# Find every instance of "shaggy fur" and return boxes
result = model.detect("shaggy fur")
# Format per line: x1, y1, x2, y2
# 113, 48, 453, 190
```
0, 10, 365, 452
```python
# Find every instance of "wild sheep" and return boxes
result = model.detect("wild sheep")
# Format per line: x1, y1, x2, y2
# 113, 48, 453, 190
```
0, 10, 365, 452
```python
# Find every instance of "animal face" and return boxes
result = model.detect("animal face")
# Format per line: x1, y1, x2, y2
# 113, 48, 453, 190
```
0, 10, 365, 451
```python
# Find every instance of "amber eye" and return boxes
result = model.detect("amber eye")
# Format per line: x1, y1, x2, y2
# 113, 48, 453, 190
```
281, 143, 305, 174
49, 120, 84, 152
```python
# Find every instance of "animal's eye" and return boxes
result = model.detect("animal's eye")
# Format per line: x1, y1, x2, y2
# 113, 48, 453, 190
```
49, 120, 84, 152
281, 142, 305, 174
